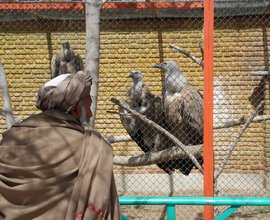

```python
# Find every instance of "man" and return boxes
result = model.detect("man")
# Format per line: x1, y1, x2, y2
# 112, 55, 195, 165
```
0, 71, 121, 220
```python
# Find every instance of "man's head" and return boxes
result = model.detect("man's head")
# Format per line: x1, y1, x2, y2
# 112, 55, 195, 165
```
36, 71, 92, 124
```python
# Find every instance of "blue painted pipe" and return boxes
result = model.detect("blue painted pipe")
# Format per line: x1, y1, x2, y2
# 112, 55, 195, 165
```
119, 196, 270, 206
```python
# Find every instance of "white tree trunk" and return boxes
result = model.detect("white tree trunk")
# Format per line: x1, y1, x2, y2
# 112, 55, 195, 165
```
85, 0, 103, 128
0, 62, 14, 128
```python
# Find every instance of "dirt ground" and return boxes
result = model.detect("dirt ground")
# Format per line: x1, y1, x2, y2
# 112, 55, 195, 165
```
121, 205, 270, 220
120, 189, 270, 220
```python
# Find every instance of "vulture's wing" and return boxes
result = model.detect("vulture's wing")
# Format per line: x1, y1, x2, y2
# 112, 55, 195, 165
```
163, 86, 204, 175
74, 54, 84, 72
179, 85, 204, 140
51, 54, 60, 78
119, 97, 174, 174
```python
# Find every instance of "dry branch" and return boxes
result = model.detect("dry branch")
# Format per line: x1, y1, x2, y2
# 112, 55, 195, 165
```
214, 101, 264, 180
106, 135, 133, 144
0, 108, 20, 124
111, 98, 204, 174
0, 62, 14, 128
106, 111, 270, 143
114, 144, 202, 166
170, 44, 204, 68
249, 71, 270, 76
85, 0, 103, 128
214, 114, 270, 129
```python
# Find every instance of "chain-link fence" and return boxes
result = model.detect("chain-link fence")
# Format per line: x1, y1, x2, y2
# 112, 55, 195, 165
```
0, 0, 270, 219
213, 0, 270, 218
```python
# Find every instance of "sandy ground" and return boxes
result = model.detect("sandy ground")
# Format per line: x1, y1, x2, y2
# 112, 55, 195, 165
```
120, 189, 270, 220
121, 205, 270, 220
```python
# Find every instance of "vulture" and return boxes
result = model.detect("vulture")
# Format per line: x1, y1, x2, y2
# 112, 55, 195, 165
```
120, 70, 175, 174
51, 42, 84, 78
154, 60, 204, 175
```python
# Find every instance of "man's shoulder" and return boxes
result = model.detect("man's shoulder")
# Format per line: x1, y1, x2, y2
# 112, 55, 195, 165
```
84, 127, 111, 146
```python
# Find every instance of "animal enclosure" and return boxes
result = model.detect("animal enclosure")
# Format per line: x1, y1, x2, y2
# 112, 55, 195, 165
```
0, 0, 270, 219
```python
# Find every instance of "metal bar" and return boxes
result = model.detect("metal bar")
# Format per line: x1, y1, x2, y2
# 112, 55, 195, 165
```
121, 214, 129, 220
215, 206, 241, 220
203, 0, 215, 219
119, 196, 270, 206
167, 205, 176, 220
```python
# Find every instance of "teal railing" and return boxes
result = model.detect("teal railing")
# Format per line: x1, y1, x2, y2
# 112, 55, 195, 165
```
119, 196, 270, 220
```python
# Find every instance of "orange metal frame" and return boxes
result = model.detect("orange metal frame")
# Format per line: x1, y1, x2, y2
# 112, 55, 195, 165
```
0, 2, 203, 10
0, 1, 214, 219
203, 0, 214, 220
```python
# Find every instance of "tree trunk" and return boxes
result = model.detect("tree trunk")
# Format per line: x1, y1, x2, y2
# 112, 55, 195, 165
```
85, 0, 102, 128
0, 62, 14, 128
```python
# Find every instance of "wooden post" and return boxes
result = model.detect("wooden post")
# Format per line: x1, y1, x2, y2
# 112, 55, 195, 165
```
0, 62, 14, 128
85, 0, 103, 128
203, 0, 214, 219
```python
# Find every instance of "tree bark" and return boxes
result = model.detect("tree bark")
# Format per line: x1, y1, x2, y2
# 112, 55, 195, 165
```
85, 0, 103, 128
113, 144, 202, 166
170, 43, 204, 68
0, 62, 14, 129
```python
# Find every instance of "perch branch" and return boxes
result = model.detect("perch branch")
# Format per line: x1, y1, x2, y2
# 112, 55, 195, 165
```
0, 108, 20, 124
249, 71, 270, 76
214, 114, 270, 129
113, 144, 202, 166
111, 98, 204, 174
106, 112, 270, 143
106, 135, 133, 144
170, 44, 204, 68
107, 110, 130, 116
0, 62, 14, 128
214, 101, 264, 180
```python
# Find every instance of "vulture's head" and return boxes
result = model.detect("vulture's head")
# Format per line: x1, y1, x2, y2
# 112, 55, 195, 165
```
153, 60, 180, 75
62, 41, 74, 62
62, 42, 70, 50
128, 70, 143, 82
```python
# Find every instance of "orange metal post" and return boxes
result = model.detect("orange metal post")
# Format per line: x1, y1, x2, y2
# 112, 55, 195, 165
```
203, 0, 214, 220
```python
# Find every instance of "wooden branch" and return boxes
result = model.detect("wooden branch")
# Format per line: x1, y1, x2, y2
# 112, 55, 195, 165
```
106, 135, 132, 144
85, 0, 103, 128
107, 110, 129, 116
214, 101, 264, 180
0, 108, 20, 124
249, 71, 270, 76
199, 40, 204, 60
0, 62, 14, 128
170, 44, 204, 68
111, 98, 204, 174
214, 114, 270, 129
105, 112, 270, 144
113, 144, 202, 166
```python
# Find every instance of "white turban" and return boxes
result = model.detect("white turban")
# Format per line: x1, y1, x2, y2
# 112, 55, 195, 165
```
36, 71, 92, 112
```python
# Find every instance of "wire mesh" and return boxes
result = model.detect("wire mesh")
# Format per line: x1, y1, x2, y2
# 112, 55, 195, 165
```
0, 0, 269, 219
213, 0, 270, 218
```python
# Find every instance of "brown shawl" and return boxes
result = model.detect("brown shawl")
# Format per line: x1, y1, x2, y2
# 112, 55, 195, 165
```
0, 110, 121, 220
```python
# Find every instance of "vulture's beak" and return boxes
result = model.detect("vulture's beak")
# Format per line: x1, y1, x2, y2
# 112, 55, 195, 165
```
154, 63, 165, 71
153, 63, 163, 70
127, 72, 133, 78
153, 63, 161, 69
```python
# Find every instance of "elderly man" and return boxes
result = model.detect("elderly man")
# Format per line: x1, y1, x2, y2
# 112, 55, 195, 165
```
0, 71, 121, 220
